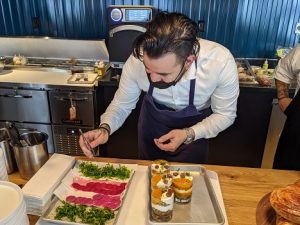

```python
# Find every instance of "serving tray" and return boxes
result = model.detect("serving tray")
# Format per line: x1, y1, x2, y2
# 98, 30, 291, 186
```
256, 192, 276, 225
148, 165, 225, 225
41, 161, 137, 225
67, 73, 98, 84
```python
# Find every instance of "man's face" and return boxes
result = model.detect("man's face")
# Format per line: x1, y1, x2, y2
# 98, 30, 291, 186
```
143, 52, 185, 83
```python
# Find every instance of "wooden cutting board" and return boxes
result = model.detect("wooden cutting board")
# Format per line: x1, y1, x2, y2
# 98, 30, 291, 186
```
256, 192, 276, 225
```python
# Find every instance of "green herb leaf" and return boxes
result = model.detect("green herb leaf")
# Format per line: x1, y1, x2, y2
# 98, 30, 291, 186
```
55, 201, 115, 225
79, 162, 131, 180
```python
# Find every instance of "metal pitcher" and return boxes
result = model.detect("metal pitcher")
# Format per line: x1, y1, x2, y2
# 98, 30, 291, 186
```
13, 131, 49, 180
0, 128, 16, 174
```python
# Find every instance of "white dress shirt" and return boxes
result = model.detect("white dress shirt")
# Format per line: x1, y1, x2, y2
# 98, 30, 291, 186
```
274, 44, 300, 95
101, 39, 239, 140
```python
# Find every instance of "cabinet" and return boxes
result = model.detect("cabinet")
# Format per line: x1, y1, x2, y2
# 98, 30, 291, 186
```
0, 88, 55, 153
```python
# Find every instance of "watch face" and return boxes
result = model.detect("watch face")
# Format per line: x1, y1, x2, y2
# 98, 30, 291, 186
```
184, 128, 194, 144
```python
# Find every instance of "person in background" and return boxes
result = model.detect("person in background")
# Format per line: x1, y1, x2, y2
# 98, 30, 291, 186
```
79, 12, 239, 163
273, 44, 300, 170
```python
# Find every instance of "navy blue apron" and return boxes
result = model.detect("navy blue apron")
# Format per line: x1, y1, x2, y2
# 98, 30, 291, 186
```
273, 90, 300, 170
138, 79, 212, 163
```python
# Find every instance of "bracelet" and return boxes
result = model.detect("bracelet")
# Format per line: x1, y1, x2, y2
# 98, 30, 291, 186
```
98, 123, 111, 135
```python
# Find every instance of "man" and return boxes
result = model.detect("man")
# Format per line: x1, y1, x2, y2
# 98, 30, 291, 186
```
80, 12, 239, 163
273, 44, 300, 170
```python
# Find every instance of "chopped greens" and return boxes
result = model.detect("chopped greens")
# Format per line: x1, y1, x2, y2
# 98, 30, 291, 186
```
79, 162, 131, 180
55, 201, 115, 225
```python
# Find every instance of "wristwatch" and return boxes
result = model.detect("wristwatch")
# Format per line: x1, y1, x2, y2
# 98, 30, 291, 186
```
183, 128, 195, 144
99, 123, 111, 136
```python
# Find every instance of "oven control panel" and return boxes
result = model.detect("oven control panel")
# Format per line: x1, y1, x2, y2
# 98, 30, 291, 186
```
108, 6, 154, 25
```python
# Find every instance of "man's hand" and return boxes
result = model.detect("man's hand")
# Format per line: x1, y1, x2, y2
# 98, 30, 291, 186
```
154, 129, 187, 152
278, 98, 293, 112
79, 129, 109, 158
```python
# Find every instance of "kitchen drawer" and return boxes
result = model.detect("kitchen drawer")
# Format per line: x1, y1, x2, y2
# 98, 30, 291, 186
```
0, 88, 50, 123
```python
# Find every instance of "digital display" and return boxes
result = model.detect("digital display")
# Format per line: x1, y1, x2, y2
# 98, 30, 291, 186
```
125, 9, 151, 22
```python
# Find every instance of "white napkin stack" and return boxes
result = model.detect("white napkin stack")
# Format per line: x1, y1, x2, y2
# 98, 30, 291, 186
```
0, 148, 8, 181
22, 153, 75, 215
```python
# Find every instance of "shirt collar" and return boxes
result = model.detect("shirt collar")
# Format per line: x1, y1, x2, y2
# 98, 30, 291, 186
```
181, 61, 197, 82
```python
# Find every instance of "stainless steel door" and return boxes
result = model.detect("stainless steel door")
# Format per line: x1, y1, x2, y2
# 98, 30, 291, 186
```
52, 124, 97, 155
49, 91, 95, 126
0, 88, 50, 123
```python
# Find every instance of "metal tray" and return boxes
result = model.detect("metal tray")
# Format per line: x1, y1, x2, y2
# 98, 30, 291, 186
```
67, 73, 98, 84
148, 165, 225, 225
40, 162, 136, 225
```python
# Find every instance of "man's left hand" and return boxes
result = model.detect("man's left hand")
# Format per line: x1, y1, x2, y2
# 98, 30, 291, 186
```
154, 129, 186, 152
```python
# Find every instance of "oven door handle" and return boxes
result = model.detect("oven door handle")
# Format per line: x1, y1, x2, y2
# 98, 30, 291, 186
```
54, 96, 89, 102
109, 25, 146, 37
0, 94, 33, 98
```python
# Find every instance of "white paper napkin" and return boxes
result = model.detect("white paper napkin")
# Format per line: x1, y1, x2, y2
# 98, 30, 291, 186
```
22, 154, 75, 203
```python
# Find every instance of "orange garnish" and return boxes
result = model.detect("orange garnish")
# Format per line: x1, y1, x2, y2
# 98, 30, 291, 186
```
151, 188, 162, 199
151, 174, 163, 186
173, 178, 192, 189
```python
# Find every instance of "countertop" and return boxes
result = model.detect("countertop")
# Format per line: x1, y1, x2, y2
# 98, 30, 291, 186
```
0, 68, 99, 89
8, 156, 300, 225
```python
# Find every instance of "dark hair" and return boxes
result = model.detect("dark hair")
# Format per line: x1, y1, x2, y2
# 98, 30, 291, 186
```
133, 12, 200, 63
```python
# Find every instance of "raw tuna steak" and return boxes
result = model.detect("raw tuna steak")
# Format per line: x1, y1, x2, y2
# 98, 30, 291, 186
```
72, 181, 127, 195
66, 193, 122, 210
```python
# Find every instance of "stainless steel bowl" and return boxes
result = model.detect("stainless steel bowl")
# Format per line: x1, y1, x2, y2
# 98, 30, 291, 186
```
0, 56, 6, 72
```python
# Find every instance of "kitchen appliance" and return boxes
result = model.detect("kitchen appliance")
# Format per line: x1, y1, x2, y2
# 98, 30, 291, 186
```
13, 131, 49, 180
0, 37, 109, 155
0, 88, 54, 152
107, 5, 155, 69
49, 90, 98, 155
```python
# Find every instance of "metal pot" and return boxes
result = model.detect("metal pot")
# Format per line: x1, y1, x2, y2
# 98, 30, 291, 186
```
0, 128, 16, 174
13, 131, 49, 180
0, 56, 6, 72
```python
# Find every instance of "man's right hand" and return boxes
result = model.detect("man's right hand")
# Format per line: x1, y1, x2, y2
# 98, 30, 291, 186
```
278, 98, 293, 112
79, 129, 109, 158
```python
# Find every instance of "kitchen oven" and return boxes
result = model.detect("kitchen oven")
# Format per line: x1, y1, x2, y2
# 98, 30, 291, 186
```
49, 90, 99, 155
107, 5, 155, 68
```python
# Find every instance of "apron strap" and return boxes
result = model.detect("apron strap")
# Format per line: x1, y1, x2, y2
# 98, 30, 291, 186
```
189, 79, 196, 105
148, 85, 154, 95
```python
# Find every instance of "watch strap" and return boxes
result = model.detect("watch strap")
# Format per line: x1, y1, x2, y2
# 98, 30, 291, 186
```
183, 127, 195, 144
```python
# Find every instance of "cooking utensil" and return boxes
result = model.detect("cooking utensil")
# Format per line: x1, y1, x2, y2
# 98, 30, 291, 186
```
13, 131, 49, 180
244, 59, 256, 77
78, 129, 95, 157
5, 121, 23, 147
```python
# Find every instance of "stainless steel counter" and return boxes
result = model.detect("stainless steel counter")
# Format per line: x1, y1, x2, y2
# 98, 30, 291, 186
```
0, 67, 98, 90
